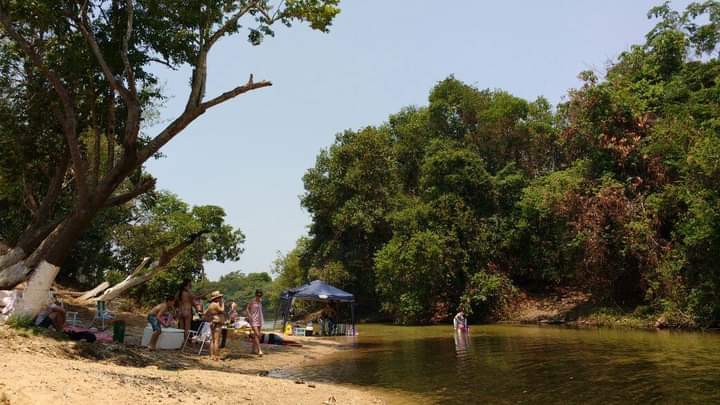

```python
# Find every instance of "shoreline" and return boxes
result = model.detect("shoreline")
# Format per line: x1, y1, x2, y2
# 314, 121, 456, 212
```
500, 289, 714, 331
0, 322, 411, 405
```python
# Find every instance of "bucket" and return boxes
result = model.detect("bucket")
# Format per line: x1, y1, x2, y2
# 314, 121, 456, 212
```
112, 320, 126, 343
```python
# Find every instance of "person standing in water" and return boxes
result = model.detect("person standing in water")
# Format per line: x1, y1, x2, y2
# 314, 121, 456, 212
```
453, 309, 468, 331
246, 289, 265, 356
177, 278, 194, 341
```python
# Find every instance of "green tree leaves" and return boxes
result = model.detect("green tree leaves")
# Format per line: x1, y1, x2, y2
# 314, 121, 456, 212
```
281, 3, 720, 326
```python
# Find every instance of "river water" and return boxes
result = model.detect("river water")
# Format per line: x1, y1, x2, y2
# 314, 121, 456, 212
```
272, 324, 720, 404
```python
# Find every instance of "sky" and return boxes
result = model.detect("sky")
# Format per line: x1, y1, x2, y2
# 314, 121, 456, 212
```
145, 0, 693, 280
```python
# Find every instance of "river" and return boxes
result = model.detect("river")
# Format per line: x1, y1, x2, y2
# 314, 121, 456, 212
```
272, 324, 720, 404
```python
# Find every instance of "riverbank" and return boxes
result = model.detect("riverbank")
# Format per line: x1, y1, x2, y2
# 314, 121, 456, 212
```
504, 288, 700, 330
0, 321, 404, 404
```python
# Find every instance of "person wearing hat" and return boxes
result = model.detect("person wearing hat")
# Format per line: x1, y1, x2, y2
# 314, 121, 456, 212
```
203, 290, 225, 360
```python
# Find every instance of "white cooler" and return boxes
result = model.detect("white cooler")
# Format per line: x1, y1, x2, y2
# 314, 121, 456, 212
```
140, 326, 184, 349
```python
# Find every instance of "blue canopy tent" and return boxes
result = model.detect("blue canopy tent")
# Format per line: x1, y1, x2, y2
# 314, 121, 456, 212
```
275, 280, 356, 335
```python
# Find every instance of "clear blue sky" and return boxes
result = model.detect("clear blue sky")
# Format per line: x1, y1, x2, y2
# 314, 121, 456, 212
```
145, 0, 692, 280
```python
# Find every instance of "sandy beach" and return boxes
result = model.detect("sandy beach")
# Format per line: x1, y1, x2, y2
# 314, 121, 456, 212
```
0, 307, 411, 405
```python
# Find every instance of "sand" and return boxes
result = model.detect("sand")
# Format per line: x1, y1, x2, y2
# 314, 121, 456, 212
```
0, 313, 412, 405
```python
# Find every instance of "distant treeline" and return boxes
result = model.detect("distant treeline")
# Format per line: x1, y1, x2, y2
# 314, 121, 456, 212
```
273, 3, 720, 327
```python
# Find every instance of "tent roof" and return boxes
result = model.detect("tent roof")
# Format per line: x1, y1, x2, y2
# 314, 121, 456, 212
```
281, 280, 355, 303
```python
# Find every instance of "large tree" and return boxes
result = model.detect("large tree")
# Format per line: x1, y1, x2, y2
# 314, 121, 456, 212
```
289, 2, 720, 326
0, 0, 340, 315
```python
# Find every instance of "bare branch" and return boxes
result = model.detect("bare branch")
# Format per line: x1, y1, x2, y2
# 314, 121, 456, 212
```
104, 178, 156, 207
207, 2, 256, 47
200, 74, 272, 110
147, 56, 176, 70
140, 75, 271, 163
122, 0, 136, 96
106, 89, 116, 173
128, 257, 152, 277
185, 1, 260, 110
73, 16, 128, 100
90, 89, 101, 187
158, 230, 209, 266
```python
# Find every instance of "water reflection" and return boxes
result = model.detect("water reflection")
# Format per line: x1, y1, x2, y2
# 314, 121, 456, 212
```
272, 324, 720, 404
455, 329, 470, 358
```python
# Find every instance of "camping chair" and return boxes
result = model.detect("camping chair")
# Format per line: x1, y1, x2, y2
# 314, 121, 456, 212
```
89, 300, 113, 330
181, 321, 212, 354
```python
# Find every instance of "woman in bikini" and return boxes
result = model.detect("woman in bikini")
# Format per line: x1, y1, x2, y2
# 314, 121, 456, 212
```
246, 289, 264, 356
204, 290, 225, 361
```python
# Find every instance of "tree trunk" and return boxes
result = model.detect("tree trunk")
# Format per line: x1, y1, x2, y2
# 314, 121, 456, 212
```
95, 261, 161, 302
0, 207, 99, 318
93, 233, 202, 303
15, 261, 60, 317
79, 257, 152, 303
0, 247, 26, 271
77, 281, 110, 302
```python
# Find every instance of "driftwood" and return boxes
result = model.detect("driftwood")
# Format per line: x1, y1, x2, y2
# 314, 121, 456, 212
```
77, 282, 111, 302
93, 257, 155, 302
82, 231, 208, 303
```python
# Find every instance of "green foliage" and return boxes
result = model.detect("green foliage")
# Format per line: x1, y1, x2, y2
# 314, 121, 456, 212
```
198, 271, 273, 313
0, 0, 340, 297
6, 313, 34, 329
120, 191, 245, 305
271, 3, 720, 326
460, 271, 517, 320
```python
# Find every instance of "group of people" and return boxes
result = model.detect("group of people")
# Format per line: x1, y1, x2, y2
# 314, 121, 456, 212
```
146, 279, 266, 360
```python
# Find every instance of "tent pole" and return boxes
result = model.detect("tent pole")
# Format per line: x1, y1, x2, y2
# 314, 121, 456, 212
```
273, 300, 280, 331
351, 303, 356, 336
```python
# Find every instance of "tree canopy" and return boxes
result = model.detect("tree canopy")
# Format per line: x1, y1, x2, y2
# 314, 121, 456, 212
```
274, 2, 720, 327
0, 0, 340, 315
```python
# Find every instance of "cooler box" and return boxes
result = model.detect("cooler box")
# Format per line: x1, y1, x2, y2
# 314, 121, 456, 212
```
140, 326, 184, 349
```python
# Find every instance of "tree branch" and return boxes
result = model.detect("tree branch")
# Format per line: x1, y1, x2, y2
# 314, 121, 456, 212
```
90, 89, 101, 187
121, 0, 136, 97
147, 56, 176, 70
138, 75, 271, 163
106, 89, 116, 173
128, 257, 151, 277
72, 10, 130, 101
158, 230, 209, 266
207, 2, 257, 47
34, 153, 69, 225
200, 74, 272, 110
73, 5, 140, 151
104, 178, 156, 207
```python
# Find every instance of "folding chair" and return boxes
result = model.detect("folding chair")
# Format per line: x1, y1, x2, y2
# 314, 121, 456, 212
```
89, 300, 113, 330
181, 321, 211, 354
55, 297, 80, 327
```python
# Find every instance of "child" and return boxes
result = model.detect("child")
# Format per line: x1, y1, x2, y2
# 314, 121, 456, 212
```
147, 296, 175, 351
